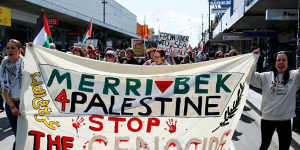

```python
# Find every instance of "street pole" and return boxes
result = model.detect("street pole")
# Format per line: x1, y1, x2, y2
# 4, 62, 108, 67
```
294, 0, 300, 133
202, 14, 204, 41
102, 0, 107, 24
208, 0, 211, 39
208, 0, 211, 55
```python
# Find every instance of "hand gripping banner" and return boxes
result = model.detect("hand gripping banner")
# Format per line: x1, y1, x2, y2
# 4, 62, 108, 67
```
16, 45, 257, 150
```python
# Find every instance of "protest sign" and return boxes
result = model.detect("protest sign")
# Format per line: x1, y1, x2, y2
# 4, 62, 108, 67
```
132, 39, 145, 57
16, 45, 257, 150
158, 32, 189, 57
86, 39, 98, 47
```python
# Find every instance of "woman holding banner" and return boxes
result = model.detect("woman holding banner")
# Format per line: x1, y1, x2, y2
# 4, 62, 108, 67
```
251, 49, 300, 150
0, 39, 24, 150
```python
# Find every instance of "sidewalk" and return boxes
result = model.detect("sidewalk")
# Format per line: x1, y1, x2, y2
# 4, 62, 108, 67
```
0, 111, 14, 150
246, 89, 300, 149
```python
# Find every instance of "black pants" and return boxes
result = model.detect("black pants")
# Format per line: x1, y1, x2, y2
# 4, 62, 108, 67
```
259, 119, 291, 150
0, 94, 4, 110
5, 101, 19, 150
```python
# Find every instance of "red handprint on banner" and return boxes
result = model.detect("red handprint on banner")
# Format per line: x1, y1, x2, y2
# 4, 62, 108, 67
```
82, 141, 89, 150
72, 116, 85, 136
164, 119, 177, 134
219, 130, 231, 150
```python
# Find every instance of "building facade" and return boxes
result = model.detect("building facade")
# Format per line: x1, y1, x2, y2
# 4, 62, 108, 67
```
0, 0, 138, 51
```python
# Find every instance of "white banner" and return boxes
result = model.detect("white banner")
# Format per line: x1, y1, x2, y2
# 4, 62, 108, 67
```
158, 32, 189, 57
16, 45, 257, 150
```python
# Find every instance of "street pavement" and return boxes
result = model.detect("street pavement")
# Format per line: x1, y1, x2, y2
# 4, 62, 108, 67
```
0, 111, 14, 150
0, 89, 299, 150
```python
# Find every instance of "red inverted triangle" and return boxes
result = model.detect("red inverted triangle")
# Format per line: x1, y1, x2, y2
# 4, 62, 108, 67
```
155, 81, 174, 93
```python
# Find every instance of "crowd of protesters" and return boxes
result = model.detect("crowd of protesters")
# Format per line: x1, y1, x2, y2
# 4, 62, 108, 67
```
64, 44, 245, 66
1, 39, 300, 150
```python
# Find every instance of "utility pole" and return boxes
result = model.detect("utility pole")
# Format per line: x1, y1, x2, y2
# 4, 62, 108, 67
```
201, 14, 204, 41
102, 0, 107, 24
208, 0, 211, 39
294, 0, 300, 133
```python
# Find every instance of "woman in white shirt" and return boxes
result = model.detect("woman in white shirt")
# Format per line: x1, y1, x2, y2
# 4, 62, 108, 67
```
251, 49, 300, 150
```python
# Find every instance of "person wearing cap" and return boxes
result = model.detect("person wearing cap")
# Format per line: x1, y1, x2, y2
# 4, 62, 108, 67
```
72, 46, 82, 56
123, 48, 138, 65
50, 43, 56, 49
229, 49, 239, 57
215, 50, 224, 59
105, 50, 117, 63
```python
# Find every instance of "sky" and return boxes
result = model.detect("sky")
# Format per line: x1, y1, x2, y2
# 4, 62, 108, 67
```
115, 0, 210, 47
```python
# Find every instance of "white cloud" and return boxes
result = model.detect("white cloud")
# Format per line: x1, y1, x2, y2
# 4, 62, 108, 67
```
117, 0, 209, 47
143, 9, 202, 47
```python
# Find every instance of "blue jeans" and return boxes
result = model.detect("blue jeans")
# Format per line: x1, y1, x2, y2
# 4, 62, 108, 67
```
5, 101, 19, 150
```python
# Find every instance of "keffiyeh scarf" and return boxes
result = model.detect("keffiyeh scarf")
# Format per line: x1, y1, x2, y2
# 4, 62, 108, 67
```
0, 56, 24, 94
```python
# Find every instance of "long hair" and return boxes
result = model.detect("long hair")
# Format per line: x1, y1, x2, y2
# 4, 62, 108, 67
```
272, 51, 290, 85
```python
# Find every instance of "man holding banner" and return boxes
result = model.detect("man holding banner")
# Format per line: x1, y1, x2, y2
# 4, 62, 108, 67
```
0, 39, 24, 150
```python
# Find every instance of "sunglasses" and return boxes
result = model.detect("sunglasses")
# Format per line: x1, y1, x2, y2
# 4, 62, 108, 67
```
106, 54, 115, 58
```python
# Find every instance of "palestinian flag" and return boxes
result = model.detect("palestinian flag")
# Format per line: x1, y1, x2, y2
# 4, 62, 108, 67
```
33, 12, 52, 48
82, 19, 93, 44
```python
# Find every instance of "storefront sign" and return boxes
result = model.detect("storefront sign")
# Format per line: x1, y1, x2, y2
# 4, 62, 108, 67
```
0, 6, 11, 27
266, 9, 297, 21
243, 31, 276, 38
48, 17, 59, 26
67, 31, 83, 36
210, 0, 231, 5
223, 35, 252, 40
212, 8, 228, 14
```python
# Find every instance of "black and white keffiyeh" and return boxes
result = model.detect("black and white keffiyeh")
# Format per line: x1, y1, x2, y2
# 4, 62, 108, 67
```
0, 56, 24, 94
